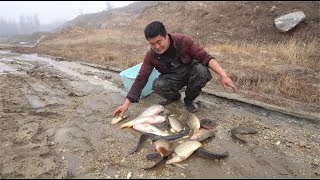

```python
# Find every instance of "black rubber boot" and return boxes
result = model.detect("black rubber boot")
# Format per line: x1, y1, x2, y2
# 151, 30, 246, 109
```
158, 97, 180, 105
184, 98, 198, 113
159, 99, 174, 105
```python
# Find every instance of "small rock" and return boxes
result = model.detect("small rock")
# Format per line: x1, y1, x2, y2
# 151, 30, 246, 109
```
276, 141, 281, 145
270, 5, 277, 12
299, 141, 306, 147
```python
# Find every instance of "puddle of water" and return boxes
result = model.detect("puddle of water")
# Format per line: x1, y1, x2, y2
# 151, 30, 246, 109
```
0, 51, 127, 97
0, 50, 11, 54
0, 61, 18, 73
0, 57, 14, 62
19, 54, 126, 95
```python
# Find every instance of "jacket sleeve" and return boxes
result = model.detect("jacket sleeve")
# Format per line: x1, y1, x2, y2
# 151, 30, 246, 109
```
126, 51, 154, 103
182, 35, 215, 66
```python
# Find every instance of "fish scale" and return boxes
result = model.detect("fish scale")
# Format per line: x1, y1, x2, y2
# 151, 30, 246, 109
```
120, 115, 165, 128
168, 115, 183, 132
187, 114, 201, 133
166, 140, 202, 164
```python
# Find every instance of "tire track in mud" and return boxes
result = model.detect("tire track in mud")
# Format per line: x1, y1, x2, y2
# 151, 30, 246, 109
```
0, 73, 69, 178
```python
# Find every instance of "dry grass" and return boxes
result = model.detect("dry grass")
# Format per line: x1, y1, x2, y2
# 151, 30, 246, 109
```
34, 28, 146, 69
207, 38, 319, 68
206, 39, 320, 110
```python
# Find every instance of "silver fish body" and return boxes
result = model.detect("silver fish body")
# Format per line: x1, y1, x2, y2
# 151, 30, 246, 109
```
187, 114, 201, 133
190, 128, 216, 141
168, 116, 183, 132
166, 140, 202, 164
120, 115, 165, 128
138, 104, 165, 117
133, 123, 169, 136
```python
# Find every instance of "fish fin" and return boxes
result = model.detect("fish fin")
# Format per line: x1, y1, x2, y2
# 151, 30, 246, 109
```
172, 163, 186, 169
182, 135, 189, 139
120, 122, 133, 129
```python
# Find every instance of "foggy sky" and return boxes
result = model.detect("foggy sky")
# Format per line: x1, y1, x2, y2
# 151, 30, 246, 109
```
0, 1, 134, 24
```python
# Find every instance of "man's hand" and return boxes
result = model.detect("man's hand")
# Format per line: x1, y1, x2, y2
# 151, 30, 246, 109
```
112, 105, 128, 117
112, 98, 131, 117
207, 59, 239, 93
221, 76, 238, 93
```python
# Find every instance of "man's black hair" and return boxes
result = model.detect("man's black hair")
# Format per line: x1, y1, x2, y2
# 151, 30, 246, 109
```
144, 21, 167, 40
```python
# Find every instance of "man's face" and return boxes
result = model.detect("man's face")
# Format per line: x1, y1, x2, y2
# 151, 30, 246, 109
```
147, 34, 170, 54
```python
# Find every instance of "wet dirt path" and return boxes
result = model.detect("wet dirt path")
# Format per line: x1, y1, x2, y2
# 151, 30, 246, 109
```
0, 50, 319, 178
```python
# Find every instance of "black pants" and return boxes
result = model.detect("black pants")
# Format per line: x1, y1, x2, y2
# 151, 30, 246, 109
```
152, 61, 212, 101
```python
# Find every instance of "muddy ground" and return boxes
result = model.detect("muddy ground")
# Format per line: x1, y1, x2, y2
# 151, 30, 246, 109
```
0, 50, 319, 179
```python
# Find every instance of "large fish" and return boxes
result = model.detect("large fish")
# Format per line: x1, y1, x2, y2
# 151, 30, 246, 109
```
168, 115, 183, 133
187, 114, 201, 133
166, 140, 202, 164
138, 104, 165, 117
133, 123, 169, 136
190, 128, 216, 142
231, 127, 258, 144
120, 115, 166, 128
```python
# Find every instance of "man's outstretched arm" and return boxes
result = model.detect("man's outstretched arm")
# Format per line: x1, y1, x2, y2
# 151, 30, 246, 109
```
208, 59, 238, 93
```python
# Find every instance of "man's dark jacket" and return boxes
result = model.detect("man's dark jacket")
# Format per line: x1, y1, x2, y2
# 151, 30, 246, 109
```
126, 33, 214, 103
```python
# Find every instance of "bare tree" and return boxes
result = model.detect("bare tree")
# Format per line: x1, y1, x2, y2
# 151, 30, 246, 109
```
0, 17, 18, 37
18, 14, 41, 35
33, 14, 40, 31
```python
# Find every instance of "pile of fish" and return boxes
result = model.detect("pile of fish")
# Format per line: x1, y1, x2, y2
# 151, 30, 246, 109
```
111, 104, 257, 170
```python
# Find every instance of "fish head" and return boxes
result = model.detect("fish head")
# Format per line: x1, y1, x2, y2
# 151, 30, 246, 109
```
154, 139, 176, 157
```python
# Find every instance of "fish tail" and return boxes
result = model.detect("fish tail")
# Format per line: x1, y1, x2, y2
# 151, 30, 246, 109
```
120, 123, 130, 128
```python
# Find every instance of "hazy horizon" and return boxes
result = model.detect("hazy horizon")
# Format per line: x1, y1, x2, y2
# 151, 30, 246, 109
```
0, 1, 135, 25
